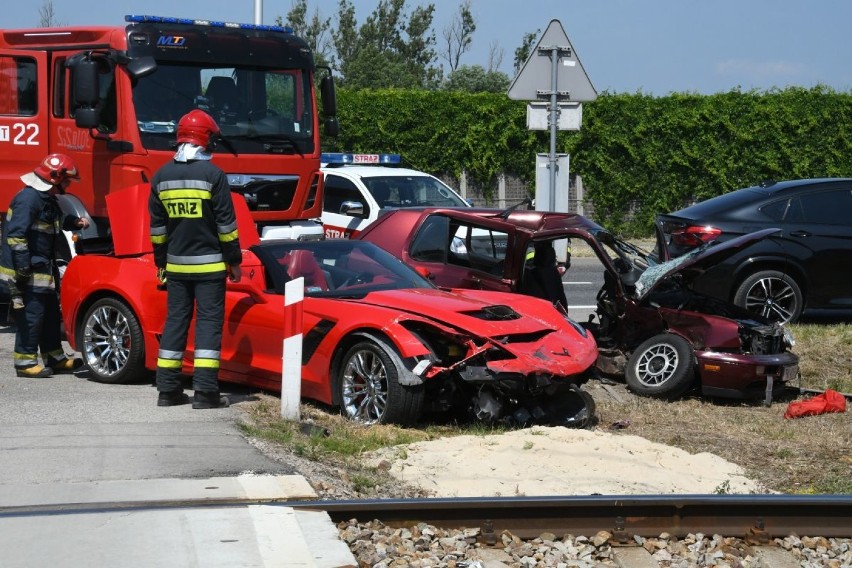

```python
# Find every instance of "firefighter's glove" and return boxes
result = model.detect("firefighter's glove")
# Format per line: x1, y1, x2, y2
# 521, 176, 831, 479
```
15, 266, 32, 279
156, 268, 167, 284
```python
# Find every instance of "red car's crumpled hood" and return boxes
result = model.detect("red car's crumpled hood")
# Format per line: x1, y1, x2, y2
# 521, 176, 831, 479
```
351, 287, 561, 335
341, 287, 598, 378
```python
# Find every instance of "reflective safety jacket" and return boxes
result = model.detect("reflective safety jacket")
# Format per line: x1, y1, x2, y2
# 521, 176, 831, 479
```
149, 159, 241, 280
0, 185, 76, 293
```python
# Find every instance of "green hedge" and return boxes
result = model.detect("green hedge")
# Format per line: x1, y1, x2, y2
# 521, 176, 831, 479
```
329, 86, 852, 233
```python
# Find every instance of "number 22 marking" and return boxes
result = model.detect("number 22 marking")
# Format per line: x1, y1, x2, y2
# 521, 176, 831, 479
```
13, 123, 39, 145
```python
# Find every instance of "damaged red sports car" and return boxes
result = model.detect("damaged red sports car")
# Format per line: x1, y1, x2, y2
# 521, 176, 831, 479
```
59, 187, 598, 426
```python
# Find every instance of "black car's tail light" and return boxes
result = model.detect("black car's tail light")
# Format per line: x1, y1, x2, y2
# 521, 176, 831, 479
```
670, 225, 722, 247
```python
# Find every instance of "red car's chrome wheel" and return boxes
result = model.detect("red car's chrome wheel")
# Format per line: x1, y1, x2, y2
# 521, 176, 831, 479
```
81, 298, 147, 384
338, 334, 423, 425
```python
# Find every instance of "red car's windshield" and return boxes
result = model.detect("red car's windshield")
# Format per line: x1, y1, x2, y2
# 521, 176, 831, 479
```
251, 240, 435, 297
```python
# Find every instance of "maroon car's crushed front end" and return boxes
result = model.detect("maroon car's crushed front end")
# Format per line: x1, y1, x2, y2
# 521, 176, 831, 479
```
650, 290, 799, 403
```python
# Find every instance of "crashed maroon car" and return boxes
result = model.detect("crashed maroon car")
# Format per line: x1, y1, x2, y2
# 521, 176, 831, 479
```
356, 207, 799, 402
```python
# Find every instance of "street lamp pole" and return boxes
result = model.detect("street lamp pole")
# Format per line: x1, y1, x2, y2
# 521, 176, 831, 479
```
254, 0, 262, 24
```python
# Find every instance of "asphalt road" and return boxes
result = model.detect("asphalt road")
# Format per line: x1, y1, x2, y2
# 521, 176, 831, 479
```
0, 316, 292, 486
563, 256, 605, 323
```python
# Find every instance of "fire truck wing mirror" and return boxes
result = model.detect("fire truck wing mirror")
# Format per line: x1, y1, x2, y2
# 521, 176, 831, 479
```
127, 56, 156, 79
320, 75, 337, 118
73, 58, 101, 107
75, 108, 100, 129
324, 116, 340, 137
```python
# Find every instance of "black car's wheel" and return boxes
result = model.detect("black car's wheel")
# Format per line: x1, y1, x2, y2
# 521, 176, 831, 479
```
81, 298, 148, 384
626, 333, 695, 399
734, 270, 803, 324
337, 334, 424, 425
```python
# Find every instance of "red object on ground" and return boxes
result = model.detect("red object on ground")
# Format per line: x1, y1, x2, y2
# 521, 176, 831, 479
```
784, 390, 847, 419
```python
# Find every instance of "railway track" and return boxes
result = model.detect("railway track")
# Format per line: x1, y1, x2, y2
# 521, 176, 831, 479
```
297, 494, 852, 567
300, 494, 852, 540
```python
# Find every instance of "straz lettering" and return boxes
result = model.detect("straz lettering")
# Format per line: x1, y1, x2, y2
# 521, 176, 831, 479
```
165, 199, 201, 218
324, 227, 348, 239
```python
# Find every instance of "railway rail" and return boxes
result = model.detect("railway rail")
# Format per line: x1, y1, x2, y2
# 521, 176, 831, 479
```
302, 494, 852, 566
298, 494, 852, 541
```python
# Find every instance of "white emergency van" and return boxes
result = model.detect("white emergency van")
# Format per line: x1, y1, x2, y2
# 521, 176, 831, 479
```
320, 153, 471, 238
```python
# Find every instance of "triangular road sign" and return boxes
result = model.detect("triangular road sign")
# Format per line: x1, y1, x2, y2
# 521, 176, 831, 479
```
507, 19, 597, 102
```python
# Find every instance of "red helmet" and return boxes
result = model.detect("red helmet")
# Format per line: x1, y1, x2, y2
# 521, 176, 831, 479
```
176, 109, 220, 148
33, 153, 80, 184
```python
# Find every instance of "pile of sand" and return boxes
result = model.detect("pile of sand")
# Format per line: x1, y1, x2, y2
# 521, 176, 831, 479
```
366, 427, 763, 497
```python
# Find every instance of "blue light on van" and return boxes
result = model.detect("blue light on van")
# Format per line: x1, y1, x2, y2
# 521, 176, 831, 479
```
321, 153, 401, 166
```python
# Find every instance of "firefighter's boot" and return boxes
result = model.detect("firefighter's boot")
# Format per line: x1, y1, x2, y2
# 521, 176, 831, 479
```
192, 391, 230, 409
16, 365, 53, 378
157, 390, 190, 407
51, 357, 84, 374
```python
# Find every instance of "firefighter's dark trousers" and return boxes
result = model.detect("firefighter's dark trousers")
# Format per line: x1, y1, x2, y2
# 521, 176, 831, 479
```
13, 287, 65, 370
156, 277, 225, 394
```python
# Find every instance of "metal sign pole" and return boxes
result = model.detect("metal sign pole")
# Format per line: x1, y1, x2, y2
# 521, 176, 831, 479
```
548, 47, 559, 211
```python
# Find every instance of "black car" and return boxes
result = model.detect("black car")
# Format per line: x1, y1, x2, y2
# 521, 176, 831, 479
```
656, 178, 852, 323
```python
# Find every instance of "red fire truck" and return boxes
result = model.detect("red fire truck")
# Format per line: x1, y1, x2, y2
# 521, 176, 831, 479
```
0, 14, 338, 260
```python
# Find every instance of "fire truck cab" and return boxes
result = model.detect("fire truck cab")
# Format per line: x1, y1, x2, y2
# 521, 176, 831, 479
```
0, 14, 338, 261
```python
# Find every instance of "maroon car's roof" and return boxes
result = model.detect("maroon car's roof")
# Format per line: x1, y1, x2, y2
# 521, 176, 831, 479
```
360, 207, 604, 238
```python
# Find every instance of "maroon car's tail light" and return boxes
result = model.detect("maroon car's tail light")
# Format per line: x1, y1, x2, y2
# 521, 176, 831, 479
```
670, 225, 722, 247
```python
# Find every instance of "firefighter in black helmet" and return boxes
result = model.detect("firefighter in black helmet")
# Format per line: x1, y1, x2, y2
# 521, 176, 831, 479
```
148, 109, 242, 409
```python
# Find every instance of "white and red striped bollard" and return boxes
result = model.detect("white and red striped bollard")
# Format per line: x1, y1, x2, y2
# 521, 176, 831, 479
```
281, 277, 304, 420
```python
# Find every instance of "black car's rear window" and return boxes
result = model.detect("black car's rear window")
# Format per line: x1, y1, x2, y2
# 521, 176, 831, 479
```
676, 188, 768, 218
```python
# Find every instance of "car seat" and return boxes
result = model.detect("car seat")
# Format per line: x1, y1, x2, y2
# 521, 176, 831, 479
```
371, 181, 392, 207
521, 242, 568, 308
285, 250, 330, 291
205, 76, 242, 118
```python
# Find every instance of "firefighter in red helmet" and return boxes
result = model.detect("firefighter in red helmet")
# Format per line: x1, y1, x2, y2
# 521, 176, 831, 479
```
148, 109, 242, 408
0, 153, 90, 378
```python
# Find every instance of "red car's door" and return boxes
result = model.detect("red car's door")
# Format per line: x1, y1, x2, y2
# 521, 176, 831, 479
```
216, 273, 286, 391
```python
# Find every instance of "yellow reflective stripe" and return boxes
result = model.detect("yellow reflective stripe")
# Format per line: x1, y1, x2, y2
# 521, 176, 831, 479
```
157, 358, 182, 369
7, 237, 27, 246
151, 235, 167, 244
218, 230, 239, 243
159, 189, 211, 200
14, 353, 38, 362
33, 220, 59, 230
166, 262, 226, 274
194, 358, 220, 369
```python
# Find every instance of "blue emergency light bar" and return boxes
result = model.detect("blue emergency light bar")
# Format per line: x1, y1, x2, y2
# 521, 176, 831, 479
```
125, 15, 292, 34
321, 153, 401, 166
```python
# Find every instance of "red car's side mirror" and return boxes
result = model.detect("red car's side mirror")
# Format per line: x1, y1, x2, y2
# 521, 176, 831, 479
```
414, 266, 434, 280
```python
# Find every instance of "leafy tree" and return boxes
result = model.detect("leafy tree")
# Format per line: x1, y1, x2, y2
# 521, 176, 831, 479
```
331, 0, 442, 90
514, 30, 540, 74
441, 0, 476, 72
277, 0, 333, 68
444, 65, 510, 93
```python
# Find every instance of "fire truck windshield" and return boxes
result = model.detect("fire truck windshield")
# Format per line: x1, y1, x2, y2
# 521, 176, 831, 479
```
133, 63, 315, 155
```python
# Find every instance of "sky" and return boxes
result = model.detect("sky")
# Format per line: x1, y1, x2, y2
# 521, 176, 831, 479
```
6, 0, 852, 96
